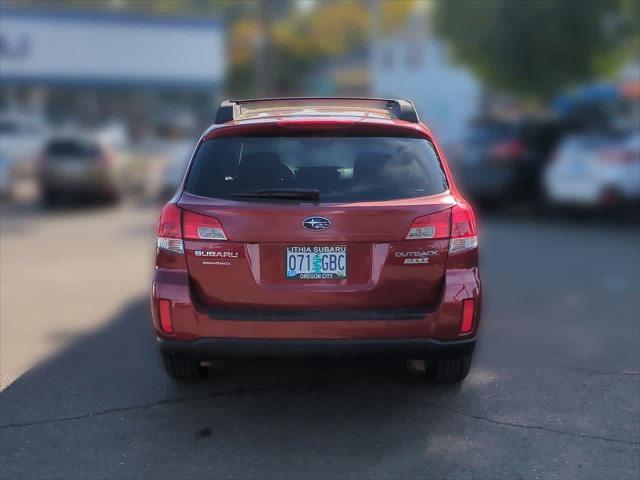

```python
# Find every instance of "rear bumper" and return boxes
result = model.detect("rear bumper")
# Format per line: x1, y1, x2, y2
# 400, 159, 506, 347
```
40, 177, 118, 196
544, 177, 601, 206
157, 336, 476, 358
151, 265, 482, 344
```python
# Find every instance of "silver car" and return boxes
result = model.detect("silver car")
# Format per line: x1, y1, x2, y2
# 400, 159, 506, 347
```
39, 135, 124, 206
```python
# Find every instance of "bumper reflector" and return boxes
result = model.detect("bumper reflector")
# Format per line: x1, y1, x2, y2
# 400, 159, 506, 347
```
158, 299, 174, 334
460, 299, 474, 334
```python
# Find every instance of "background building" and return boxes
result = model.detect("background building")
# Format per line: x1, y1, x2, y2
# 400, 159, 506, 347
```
0, 7, 225, 137
371, 16, 480, 147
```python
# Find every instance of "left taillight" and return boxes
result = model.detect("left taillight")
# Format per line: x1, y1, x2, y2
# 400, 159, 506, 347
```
156, 204, 184, 254
182, 210, 227, 240
100, 151, 116, 167
490, 139, 526, 160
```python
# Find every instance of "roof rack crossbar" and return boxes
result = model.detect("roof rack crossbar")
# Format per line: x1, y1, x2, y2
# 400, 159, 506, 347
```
214, 97, 419, 124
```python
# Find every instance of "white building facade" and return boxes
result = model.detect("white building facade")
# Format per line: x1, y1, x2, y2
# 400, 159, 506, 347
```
0, 7, 225, 132
371, 18, 480, 147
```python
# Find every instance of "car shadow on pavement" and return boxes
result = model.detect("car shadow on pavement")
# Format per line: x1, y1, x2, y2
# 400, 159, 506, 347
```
0, 295, 463, 429
0, 295, 478, 478
2, 296, 639, 480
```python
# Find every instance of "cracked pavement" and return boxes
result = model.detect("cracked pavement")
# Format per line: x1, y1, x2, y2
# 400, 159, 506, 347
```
1, 203, 639, 479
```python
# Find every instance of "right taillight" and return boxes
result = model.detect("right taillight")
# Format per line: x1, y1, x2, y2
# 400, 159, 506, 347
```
406, 209, 450, 240
449, 202, 478, 255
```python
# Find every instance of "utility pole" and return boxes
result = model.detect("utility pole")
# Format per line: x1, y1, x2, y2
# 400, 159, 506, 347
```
369, 0, 381, 96
255, 0, 275, 96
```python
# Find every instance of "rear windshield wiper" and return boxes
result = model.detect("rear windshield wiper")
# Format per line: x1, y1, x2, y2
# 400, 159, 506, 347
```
231, 189, 320, 201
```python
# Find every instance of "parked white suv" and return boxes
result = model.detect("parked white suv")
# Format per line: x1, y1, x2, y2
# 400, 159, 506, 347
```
544, 131, 640, 208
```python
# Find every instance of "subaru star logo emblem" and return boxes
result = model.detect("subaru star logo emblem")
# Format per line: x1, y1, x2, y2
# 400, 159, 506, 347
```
302, 216, 331, 231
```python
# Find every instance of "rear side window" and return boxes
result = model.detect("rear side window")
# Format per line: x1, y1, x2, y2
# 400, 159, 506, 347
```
465, 123, 519, 144
185, 136, 448, 202
46, 140, 100, 158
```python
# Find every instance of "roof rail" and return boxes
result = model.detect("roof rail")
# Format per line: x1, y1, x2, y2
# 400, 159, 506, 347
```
214, 97, 420, 124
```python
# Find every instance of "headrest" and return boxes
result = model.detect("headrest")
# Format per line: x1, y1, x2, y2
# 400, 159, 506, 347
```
239, 152, 283, 170
353, 153, 392, 181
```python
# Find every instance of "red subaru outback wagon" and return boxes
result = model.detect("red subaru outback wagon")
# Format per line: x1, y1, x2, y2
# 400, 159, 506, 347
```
151, 98, 481, 383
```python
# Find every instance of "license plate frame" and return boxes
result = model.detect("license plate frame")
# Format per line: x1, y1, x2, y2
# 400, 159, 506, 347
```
285, 245, 348, 280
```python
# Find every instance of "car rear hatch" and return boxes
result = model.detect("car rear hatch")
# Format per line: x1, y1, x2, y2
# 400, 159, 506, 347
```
43, 138, 104, 182
178, 131, 455, 316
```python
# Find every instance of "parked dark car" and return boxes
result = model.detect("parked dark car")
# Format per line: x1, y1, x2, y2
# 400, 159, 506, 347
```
451, 119, 561, 206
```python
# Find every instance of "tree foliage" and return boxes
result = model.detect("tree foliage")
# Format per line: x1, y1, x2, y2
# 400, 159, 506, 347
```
6, 0, 420, 95
228, 0, 416, 94
431, 0, 640, 101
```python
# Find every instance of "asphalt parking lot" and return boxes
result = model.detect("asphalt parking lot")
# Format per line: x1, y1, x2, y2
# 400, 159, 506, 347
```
1, 201, 639, 479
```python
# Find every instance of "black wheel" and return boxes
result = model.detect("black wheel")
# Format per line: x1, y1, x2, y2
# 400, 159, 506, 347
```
102, 193, 121, 206
103, 186, 123, 205
425, 355, 472, 384
162, 353, 207, 382
42, 190, 60, 207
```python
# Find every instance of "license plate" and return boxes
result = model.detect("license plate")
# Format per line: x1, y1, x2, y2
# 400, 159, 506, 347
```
568, 159, 587, 176
286, 246, 347, 280
58, 161, 86, 176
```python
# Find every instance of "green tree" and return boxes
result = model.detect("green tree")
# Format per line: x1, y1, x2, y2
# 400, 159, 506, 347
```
432, 0, 640, 102
6, 0, 419, 95
226, 0, 372, 95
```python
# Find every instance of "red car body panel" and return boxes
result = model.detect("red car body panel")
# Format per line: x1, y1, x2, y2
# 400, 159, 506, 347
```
151, 110, 481, 351
151, 264, 480, 341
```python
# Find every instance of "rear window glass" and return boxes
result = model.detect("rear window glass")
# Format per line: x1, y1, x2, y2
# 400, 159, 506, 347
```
46, 140, 100, 158
465, 123, 520, 144
185, 136, 448, 202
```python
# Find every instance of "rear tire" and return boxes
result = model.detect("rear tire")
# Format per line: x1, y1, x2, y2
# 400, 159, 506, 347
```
162, 354, 206, 382
425, 355, 472, 384
42, 190, 60, 207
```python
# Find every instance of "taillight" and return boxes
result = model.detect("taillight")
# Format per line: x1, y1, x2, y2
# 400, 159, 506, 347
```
182, 211, 227, 240
449, 202, 478, 255
406, 209, 450, 240
460, 299, 475, 334
490, 139, 525, 160
156, 205, 228, 254
158, 299, 174, 334
156, 204, 184, 254
36, 152, 46, 169
599, 149, 638, 164
100, 151, 116, 166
